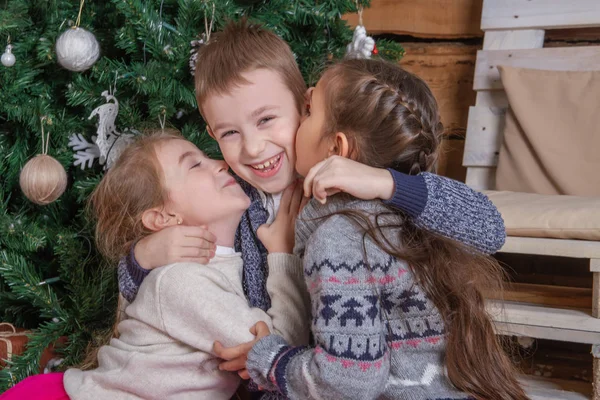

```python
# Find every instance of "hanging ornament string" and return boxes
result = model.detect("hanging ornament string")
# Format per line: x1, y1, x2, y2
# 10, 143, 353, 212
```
205, 2, 216, 42
74, 0, 86, 28
158, 112, 166, 133
356, 0, 364, 26
40, 116, 50, 155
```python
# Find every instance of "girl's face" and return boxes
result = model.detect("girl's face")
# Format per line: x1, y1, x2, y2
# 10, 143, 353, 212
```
156, 139, 250, 227
295, 80, 333, 177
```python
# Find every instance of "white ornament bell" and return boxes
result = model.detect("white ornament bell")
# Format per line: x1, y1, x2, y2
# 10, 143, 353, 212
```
1, 44, 16, 67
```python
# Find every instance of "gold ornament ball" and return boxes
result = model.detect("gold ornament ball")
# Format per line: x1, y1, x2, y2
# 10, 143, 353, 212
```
19, 155, 68, 205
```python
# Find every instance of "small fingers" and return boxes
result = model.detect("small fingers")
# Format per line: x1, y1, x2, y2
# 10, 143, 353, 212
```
219, 358, 247, 372
238, 369, 250, 380
289, 180, 304, 216
180, 226, 217, 243
252, 321, 271, 338
302, 158, 329, 198
180, 247, 215, 260
213, 341, 252, 360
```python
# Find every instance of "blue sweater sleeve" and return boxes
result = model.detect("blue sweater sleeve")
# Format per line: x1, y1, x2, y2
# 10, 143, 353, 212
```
117, 245, 150, 303
384, 169, 506, 254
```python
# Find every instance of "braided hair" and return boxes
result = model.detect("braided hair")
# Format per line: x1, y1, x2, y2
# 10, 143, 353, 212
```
320, 59, 444, 176
317, 58, 528, 400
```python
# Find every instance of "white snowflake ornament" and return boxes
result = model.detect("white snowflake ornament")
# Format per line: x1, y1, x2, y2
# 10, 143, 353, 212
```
346, 25, 375, 60
68, 133, 100, 170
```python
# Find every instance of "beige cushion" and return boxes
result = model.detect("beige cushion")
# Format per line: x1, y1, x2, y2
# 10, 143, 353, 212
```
495, 66, 600, 196
484, 190, 600, 241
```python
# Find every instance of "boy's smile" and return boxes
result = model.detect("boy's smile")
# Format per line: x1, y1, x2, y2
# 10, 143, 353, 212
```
248, 152, 283, 178
202, 68, 300, 194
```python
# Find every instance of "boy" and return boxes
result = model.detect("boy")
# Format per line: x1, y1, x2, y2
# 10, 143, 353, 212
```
118, 19, 505, 312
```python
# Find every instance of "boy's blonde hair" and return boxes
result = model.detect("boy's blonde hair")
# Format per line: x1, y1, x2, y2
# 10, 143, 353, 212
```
194, 19, 307, 116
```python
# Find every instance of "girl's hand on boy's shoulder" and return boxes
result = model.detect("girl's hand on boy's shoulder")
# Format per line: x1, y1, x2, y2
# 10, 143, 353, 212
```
213, 321, 270, 379
303, 156, 395, 204
135, 225, 217, 269
257, 180, 307, 254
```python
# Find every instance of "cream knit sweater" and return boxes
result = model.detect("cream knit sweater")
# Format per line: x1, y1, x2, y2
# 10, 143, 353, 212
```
64, 252, 309, 400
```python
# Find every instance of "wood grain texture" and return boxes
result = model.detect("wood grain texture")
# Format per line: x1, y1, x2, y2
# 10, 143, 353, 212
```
482, 0, 600, 31
343, 0, 483, 38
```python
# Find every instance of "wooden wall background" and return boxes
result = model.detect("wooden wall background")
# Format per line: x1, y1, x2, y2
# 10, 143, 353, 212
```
345, 0, 600, 182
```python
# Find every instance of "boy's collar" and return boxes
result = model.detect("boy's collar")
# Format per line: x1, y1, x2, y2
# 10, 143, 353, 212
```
215, 245, 236, 255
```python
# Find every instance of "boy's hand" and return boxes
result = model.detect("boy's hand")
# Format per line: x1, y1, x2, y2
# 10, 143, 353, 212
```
134, 225, 217, 270
257, 180, 307, 254
213, 321, 271, 380
303, 156, 395, 204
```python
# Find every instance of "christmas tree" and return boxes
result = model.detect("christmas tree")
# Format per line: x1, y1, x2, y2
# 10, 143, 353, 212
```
0, 0, 402, 389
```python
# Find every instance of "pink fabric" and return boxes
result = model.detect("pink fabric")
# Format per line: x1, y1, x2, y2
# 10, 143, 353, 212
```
0, 372, 69, 400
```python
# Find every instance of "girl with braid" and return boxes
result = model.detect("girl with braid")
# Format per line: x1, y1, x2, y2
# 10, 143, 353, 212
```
221, 59, 527, 400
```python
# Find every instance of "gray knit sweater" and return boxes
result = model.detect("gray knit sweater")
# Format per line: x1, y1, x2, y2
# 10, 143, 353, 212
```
246, 196, 473, 400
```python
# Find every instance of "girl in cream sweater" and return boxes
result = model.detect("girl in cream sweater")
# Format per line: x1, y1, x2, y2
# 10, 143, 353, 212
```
1, 131, 308, 400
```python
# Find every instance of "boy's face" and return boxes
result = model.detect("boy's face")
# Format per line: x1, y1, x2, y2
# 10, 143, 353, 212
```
202, 69, 300, 194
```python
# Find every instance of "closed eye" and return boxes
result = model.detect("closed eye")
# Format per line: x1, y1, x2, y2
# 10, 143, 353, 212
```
190, 161, 202, 169
220, 130, 238, 139
259, 116, 275, 125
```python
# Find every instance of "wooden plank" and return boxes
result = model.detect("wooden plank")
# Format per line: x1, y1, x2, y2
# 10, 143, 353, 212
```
488, 300, 600, 344
594, 272, 600, 318
464, 30, 545, 188
475, 91, 509, 108
486, 283, 592, 309
483, 30, 545, 50
400, 43, 478, 137
592, 259, 600, 273
481, 0, 600, 31
502, 237, 600, 259
519, 375, 592, 400
463, 106, 504, 167
474, 46, 600, 90
437, 139, 466, 182
343, 0, 483, 38
546, 27, 600, 42
465, 166, 495, 190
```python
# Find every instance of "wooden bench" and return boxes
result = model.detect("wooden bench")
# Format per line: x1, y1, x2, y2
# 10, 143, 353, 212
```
462, 0, 600, 398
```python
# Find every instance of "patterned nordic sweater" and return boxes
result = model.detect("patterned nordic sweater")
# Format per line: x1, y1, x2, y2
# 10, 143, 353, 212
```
246, 196, 472, 400
118, 171, 506, 307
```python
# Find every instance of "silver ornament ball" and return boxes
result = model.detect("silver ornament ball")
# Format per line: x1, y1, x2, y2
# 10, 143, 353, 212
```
55, 27, 100, 72
1, 44, 16, 67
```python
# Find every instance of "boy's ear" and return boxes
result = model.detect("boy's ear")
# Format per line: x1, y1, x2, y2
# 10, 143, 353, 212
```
327, 132, 350, 159
142, 208, 178, 232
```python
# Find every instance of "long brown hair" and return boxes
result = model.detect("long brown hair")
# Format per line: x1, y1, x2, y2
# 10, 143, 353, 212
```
319, 59, 527, 400
80, 130, 182, 370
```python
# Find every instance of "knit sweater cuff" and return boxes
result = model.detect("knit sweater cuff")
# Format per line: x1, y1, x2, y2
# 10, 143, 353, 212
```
267, 253, 303, 279
247, 334, 289, 391
383, 169, 428, 219
126, 243, 151, 287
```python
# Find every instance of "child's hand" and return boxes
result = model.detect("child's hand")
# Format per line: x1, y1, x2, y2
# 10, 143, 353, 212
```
213, 321, 271, 380
134, 225, 217, 270
303, 156, 395, 204
257, 180, 307, 254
